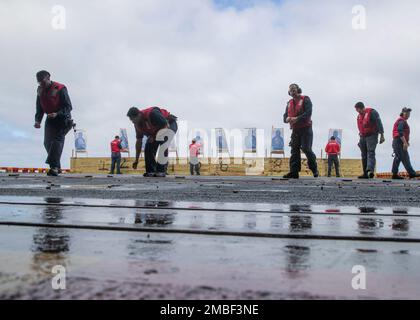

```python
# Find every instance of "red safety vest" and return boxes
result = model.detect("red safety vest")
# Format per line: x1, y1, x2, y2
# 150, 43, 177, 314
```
325, 141, 341, 155
287, 95, 312, 129
189, 143, 201, 157
135, 107, 172, 137
357, 108, 378, 137
392, 117, 410, 142
38, 81, 66, 114
111, 139, 121, 153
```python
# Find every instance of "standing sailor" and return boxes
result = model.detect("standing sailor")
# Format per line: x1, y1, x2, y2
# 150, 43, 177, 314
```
354, 102, 385, 179
34, 70, 73, 176
391, 108, 419, 179
325, 136, 341, 177
283, 83, 319, 179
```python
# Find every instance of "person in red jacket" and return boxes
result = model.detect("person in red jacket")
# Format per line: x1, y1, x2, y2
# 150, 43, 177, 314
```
282, 83, 319, 179
391, 108, 419, 179
355, 102, 385, 179
325, 136, 341, 177
127, 106, 178, 177
34, 70, 73, 176
189, 138, 202, 175
110, 136, 122, 175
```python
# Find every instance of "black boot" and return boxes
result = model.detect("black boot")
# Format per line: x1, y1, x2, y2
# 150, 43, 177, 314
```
392, 174, 404, 180
47, 168, 59, 177
283, 172, 299, 179
409, 173, 420, 179
358, 173, 368, 179
154, 172, 166, 177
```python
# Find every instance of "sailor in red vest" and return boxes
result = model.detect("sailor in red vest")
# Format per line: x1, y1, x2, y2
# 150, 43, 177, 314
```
127, 106, 178, 177
283, 83, 319, 179
355, 102, 385, 179
325, 136, 341, 177
34, 70, 73, 176
189, 138, 202, 175
391, 108, 419, 179
110, 136, 123, 175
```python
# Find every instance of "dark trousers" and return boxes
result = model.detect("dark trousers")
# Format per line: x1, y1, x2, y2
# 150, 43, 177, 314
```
327, 154, 340, 177
358, 134, 378, 174
289, 126, 318, 174
190, 163, 200, 175
110, 152, 121, 174
144, 121, 178, 173
44, 119, 66, 169
392, 138, 416, 176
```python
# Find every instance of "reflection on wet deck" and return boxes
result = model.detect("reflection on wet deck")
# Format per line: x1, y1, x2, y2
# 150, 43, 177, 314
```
0, 199, 419, 242
1, 225, 420, 299
0, 196, 419, 217
1, 194, 420, 299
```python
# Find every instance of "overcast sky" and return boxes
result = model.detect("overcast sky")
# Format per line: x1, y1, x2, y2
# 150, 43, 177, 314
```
1, 0, 419, 172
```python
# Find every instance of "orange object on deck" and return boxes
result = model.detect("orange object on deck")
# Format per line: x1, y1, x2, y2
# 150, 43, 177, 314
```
0, 167, 70, 174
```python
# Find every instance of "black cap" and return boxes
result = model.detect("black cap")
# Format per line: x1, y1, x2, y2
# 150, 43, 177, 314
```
401, 107, 412, 113
330, 136, 336, 140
